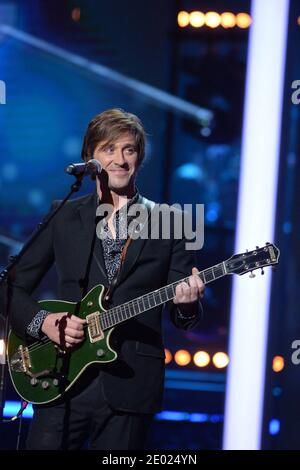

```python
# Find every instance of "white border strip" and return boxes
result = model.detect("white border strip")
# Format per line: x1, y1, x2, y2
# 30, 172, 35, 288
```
223, 0, 289, 449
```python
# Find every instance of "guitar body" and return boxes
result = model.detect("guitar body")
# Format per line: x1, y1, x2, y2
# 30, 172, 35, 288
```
7, 284, 117, 405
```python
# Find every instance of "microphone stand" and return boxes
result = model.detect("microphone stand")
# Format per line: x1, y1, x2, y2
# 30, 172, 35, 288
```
0, 174, 84, 437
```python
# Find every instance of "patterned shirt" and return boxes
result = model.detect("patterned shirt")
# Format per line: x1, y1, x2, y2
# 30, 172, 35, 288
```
100, 191, 139, 284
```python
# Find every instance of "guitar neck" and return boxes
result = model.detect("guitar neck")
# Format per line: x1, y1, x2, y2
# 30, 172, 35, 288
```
100, 262, 227, 330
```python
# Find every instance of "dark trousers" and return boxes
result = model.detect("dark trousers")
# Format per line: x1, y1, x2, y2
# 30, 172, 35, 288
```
26, 370, 154, 450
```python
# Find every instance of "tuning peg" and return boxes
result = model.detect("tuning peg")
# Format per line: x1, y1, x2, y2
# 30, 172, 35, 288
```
256, 246, 259, 250
261, 268, 264, 275
249, 271, 256, 278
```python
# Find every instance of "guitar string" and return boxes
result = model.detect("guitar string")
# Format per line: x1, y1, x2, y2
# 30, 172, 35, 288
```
25, 288, 184, 353
13, 251, 273, 355
25, 266, 225, 354
25, 277, 186, 353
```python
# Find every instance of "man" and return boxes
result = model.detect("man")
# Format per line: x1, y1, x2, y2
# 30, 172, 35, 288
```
10, 108, 204, 450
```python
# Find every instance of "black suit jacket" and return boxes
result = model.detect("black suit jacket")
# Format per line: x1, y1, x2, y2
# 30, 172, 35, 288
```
9, 192, 201, 413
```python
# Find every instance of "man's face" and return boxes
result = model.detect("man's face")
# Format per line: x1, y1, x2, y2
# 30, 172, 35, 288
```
93, 132, 139, 193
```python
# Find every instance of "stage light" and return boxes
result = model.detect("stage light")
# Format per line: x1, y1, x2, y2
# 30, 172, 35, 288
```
236, 13, 252, 29
156, 410, 223, 423
272, 355, 284, 372
221, 12, 236, 29
297, 16, 300, 25
269, 419, 280, 435
3, 401, 33, 419
189, 11, 205, 28
174, 349, 191, 366
177, 11, 189, 28
205, 11, 221, 29
175, 163, 203, 182
71, 7, 81, 22
223, 0, 289, 450
212, 352, 229, 368
193, 351, 210, 367
165, 349, 172, 364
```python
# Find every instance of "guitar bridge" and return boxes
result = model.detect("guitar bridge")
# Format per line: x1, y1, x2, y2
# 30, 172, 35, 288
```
10, 345, 32, 373
86, 312, 104, 343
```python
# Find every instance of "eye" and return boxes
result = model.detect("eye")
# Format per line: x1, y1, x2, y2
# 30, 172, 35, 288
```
104, 146, 114, 154
125, 147, 136, 155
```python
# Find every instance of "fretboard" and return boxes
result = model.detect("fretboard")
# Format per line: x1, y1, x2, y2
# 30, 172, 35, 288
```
100, 262, 226, 330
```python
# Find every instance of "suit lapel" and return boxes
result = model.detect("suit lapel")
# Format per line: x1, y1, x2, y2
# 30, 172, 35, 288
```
76, 193, 156, 290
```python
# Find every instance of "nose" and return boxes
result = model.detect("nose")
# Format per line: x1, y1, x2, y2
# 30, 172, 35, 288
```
114, 149, 126, 166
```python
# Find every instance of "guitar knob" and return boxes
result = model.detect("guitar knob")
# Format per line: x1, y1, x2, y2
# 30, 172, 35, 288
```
52, 379, 59, 387
97, 349, 105, 357
30, 378, 38, 386
41, 381, 50, 389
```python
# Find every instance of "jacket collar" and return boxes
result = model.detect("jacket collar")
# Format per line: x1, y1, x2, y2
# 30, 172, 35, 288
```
76, 191, 155, 290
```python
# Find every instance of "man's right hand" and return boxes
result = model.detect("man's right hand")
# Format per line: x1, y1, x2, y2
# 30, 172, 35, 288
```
41, 313, 86, 349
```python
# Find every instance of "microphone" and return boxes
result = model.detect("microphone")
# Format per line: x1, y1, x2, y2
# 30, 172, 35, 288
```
65, 159, 102, 176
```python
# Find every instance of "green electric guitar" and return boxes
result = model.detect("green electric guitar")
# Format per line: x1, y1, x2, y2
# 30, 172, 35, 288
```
7, 243, 280, 405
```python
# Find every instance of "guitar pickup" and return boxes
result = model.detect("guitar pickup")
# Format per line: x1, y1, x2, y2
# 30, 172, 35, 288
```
86, 312, 104, 343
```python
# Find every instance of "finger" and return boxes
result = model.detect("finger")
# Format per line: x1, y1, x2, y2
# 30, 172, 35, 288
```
188, 275, 199, 290
65, 334, 83, 345
176, 283, 187, 295
190, 269, 205, 297
181, 282, 190, 291
60, 314, 85, 327
175, 284, 183, 296
190, 286, 199, 301
67, 318, 85, 331
70, 315, 86, 325
180, 283, 190, 301
193, 278, 204, 298
65, 327, 85, 339
174, 284, 183, 303
191, 267, 203, 288
179, 282, 192, 302
195, 277, 205, 296
199, 283, 205, 298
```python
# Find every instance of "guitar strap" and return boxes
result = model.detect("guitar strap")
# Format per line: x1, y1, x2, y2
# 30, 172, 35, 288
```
120, 236, 132, 266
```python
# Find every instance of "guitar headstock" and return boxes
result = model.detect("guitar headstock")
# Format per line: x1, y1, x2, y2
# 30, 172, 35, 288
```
225, 243, 280, 276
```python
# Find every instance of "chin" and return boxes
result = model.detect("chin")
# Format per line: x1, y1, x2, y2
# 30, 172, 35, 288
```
109, 180, 128, 189
108, 182, 130, 193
